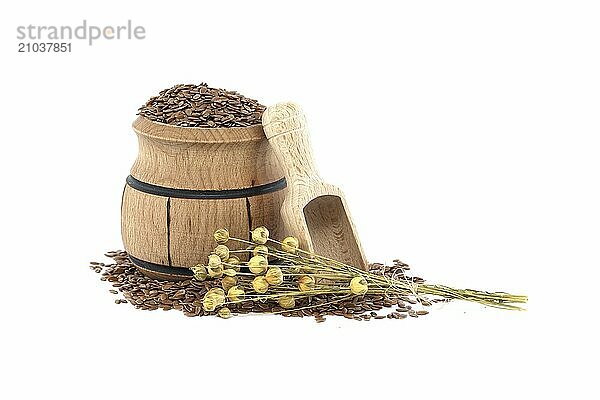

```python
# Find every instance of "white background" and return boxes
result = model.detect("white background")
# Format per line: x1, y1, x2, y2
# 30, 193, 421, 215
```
1, 1, 598, 399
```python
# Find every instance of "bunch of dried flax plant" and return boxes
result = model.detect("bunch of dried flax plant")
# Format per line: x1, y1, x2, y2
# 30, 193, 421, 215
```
190, 227, 528, 319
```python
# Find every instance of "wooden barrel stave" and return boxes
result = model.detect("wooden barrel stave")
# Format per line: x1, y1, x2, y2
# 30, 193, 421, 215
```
121, 186, 169, 266
168, 197, 249, 268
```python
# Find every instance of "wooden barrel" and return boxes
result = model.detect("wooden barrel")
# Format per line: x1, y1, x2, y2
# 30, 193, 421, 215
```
121, 116, 287, 281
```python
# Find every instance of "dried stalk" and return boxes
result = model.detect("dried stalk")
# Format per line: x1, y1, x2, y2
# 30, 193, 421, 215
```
191, 227, 528, 318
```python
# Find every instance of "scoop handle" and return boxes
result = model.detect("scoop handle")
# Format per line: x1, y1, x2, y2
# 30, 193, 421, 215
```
262, 102, 320, 184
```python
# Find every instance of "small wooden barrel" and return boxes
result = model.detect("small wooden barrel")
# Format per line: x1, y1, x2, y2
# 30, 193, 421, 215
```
121, 116, 287, 281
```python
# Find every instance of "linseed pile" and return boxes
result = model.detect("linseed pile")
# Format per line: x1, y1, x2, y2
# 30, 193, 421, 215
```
90, 251, 437, 322
137, 83, 265, 127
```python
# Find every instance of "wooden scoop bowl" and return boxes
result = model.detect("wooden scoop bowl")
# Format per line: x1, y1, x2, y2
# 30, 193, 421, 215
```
262, 102, 368, 270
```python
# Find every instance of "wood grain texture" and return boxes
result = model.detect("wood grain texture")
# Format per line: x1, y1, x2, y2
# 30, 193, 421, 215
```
121, 185, 169, 265
133, 116, 265, 143
131, 116, 279, 190
169, 198, 248, 267
304, 195, 366, 269
262, 102, 368, 270
122, 117, 288, 280
247, 190, 287, 241
248, 137, 289, 238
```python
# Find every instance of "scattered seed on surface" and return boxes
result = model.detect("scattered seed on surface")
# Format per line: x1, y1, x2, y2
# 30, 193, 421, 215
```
91, 251, 433, 323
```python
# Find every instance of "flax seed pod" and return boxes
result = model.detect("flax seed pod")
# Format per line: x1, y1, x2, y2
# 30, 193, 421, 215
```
265, 267, 284, 286
221, 276, 238, 292
191, 264, 208, 281
227, 256, 241, 272
218, 307, 232, 319
252, 276, 269, 294
253, 245, 269, 257
281, 236, 299, 254
278, 296, 296, 309
350, 276, 368, 295
214, 245, 230, 261
227, 286, 245, 303
248, 255, 268, 275
213, 228, 229, 244
251, 226, 269, 245
298, 275, 315, 292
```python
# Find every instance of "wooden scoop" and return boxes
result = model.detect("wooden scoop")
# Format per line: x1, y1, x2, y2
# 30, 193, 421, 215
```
262, 102, 368, 270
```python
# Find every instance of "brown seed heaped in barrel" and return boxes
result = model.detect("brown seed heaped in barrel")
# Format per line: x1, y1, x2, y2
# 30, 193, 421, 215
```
137, 83, 266, 128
